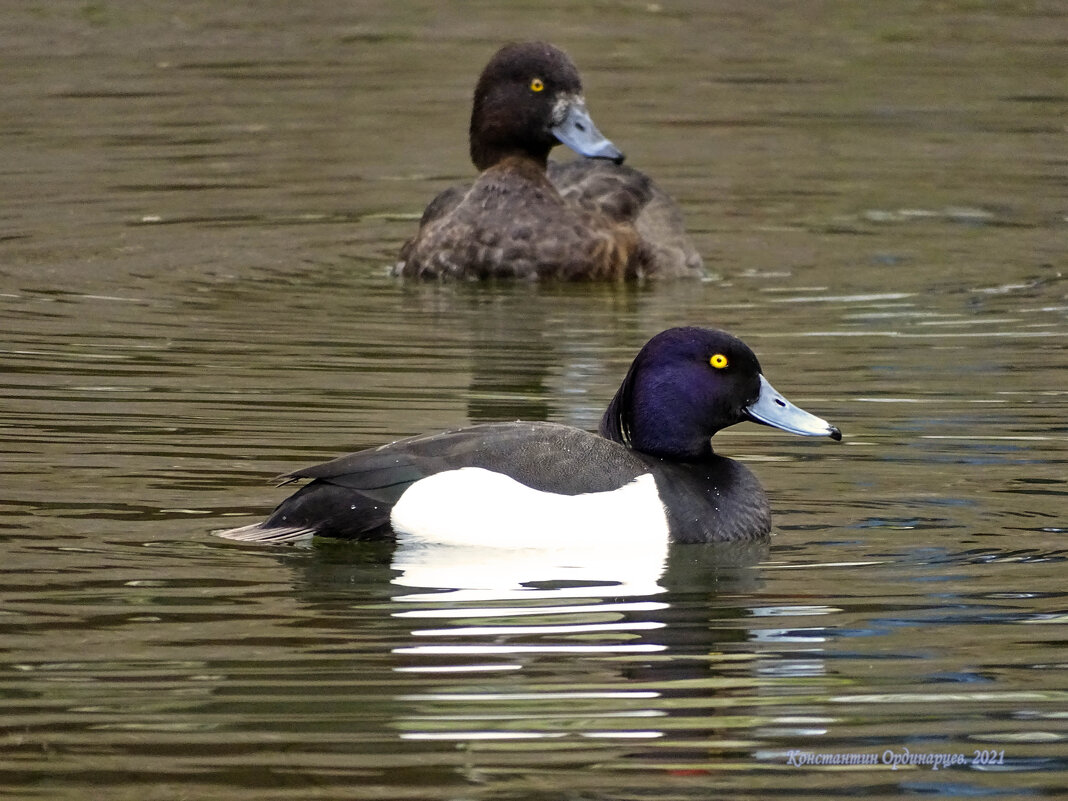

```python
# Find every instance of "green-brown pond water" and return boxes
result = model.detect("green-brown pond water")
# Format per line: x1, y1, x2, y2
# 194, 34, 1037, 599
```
1, 2, 1065, 799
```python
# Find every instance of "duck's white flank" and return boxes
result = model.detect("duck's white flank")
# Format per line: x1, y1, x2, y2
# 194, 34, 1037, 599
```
390, 467, 669, 548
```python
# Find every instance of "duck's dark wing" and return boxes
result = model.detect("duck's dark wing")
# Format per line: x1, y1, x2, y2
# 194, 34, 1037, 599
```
548, 158, 704, 278
218, 422, 649, 543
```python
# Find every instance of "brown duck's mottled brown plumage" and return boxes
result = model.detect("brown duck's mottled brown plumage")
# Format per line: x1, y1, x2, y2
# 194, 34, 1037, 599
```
394, 41, 704, 281
548, 158, 704, 278
399, 157, 649, 280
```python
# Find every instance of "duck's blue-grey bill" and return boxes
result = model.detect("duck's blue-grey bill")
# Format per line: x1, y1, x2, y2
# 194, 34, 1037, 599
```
746, 375, 842, 441
551, 100, 624, 163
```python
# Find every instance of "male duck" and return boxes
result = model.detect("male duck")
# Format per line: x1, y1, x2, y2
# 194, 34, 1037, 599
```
218, 327, 841, 545
394, 41, 703, 280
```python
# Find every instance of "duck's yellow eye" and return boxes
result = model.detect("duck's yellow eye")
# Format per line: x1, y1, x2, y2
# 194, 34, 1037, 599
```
530, 78, 545, 92
710, 353, 729, 369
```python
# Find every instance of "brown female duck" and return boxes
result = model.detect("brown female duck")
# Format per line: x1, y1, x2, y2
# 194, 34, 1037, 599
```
395, 42, 703, 281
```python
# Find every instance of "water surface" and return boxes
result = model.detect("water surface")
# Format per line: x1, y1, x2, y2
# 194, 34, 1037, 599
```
1, 2, 1066, 799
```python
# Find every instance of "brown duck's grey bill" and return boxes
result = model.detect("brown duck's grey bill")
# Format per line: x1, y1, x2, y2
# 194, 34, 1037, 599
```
551, 98, 624, 163
746, 375, 843, 441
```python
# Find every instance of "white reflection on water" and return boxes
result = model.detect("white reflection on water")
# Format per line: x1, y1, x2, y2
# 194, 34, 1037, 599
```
409, 621, 664, 636
394, 643, 666, 655
387, 535, 672, 742
389, 523, 670, 602
392, 601, 670, 618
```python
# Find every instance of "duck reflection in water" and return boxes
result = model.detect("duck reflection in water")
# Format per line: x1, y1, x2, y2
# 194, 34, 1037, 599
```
290, 535, 779, 760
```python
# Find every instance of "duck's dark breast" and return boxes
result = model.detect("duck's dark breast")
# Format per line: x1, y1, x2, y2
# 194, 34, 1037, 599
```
638, 454, 771, 542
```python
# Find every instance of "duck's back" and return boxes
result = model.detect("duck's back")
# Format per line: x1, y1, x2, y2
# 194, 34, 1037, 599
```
301, 421, 650, 497
396, 158, 647, 281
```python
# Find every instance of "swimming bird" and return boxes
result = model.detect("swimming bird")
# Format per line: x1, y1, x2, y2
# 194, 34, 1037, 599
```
217, 327, 841, 545
394, 41, 703, 280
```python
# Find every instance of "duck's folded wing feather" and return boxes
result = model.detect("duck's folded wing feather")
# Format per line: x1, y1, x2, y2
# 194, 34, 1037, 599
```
548, 158, 703, 277
290, 422, 646, 491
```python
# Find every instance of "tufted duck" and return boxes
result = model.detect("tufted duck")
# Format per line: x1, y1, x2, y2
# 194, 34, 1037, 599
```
217, 327, 841, 545
395, 41, 703, 280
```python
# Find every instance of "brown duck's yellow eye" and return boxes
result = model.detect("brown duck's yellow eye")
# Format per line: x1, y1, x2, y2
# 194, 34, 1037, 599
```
710, 353, 729, 369
530, 78, 545, 92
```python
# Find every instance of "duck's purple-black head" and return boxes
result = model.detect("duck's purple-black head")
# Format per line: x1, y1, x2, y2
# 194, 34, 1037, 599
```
599, 327, 841, 460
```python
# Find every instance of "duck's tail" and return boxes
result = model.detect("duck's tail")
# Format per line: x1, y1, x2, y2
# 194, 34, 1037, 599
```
213, 522, 316, 546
